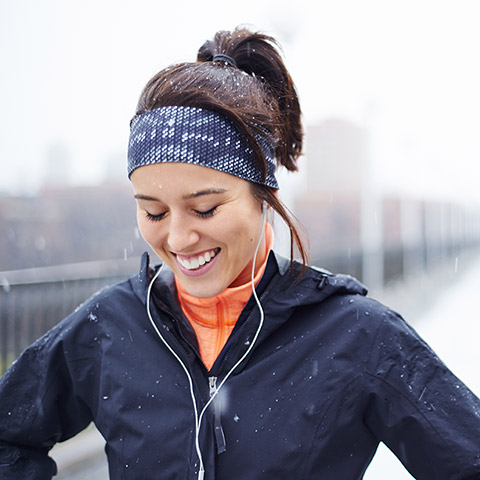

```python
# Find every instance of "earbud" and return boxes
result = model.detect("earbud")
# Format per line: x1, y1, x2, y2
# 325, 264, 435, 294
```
261, 201, 267, 213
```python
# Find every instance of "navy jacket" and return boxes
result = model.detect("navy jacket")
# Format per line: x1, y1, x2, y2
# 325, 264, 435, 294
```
1, 252, 480, 479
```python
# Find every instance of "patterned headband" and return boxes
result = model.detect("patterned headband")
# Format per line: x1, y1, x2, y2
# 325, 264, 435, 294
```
127, 106, 278, 189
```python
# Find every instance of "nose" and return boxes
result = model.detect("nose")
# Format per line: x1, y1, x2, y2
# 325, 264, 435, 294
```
166, 213, 201, 253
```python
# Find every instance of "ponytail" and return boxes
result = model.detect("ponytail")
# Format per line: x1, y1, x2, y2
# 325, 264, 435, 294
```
197, 28, 303, 172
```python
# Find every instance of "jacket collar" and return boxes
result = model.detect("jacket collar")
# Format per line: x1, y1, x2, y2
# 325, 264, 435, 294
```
131, 251, 368, 310
273, 251, 290, 276
130, 251, 369, 376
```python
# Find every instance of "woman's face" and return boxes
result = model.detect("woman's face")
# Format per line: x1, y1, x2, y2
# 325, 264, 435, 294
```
130, 163, 267, 298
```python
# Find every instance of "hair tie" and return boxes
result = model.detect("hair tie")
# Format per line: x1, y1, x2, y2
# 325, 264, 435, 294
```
212, 54, 237, 68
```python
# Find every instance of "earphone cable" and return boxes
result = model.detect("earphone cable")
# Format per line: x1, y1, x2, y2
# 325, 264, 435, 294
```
145, 263, 204, 477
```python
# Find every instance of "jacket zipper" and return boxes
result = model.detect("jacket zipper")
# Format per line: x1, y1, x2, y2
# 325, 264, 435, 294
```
152, 297, 227, 457
151, 281, 277, 459
209, 376, 227, 454
205, 285, 275, 457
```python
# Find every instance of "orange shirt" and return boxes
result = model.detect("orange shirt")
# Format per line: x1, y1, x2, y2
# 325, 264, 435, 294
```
175, 224, 273, 370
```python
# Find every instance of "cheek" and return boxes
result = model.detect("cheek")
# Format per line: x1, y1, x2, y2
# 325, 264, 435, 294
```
224, 217, 260, 251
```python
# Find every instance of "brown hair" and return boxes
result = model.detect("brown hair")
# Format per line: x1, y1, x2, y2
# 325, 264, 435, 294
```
135, 27, 309, 270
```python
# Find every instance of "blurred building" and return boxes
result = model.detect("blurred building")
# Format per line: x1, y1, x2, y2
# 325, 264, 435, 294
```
0, 181, 148, 271
294, 119, 480, 286
295, 119, 373, 281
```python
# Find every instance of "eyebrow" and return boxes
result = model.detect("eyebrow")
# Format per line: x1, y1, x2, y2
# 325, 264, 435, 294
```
134, 188, 227, 202
184, 188, 227, 200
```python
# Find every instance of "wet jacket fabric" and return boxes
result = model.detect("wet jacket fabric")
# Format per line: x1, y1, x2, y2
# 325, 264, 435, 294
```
1, 252, 480, 480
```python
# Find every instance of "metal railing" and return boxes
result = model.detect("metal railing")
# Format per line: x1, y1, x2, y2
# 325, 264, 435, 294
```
0, 257, 141, 375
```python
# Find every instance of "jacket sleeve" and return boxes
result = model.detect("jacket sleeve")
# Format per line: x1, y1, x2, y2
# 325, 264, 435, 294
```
0, 319, 93, 479
364, 309, 480, 480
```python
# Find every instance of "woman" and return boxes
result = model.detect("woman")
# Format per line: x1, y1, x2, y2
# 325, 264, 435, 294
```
1, 27, 479, 480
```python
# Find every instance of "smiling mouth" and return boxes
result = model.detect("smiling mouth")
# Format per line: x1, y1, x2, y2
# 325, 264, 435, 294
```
175, 248, 220, 271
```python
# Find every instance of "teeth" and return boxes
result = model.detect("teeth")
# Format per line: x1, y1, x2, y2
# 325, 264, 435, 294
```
190, 258, 199, 269
177, 249, 217, 270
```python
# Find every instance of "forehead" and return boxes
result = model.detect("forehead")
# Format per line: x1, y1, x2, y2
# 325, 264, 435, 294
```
130, 162, 250, 195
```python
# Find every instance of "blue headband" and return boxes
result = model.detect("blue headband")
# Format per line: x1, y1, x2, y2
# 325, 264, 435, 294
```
128, 106, 278, 189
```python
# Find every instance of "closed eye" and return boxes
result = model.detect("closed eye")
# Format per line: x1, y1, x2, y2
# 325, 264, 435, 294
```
145, 211, 167, 222
194, 206, 218, 219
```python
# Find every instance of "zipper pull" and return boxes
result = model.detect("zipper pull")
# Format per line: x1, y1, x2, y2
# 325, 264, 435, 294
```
209, 376, 217, 397
208, 376, 227, 454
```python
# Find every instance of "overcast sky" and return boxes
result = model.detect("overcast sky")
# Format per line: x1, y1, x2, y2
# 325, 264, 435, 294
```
1, 0, 479, 203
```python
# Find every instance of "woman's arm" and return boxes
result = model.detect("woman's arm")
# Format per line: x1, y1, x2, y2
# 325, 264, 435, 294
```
365, 310, 480, 479
0, 320, 93, 479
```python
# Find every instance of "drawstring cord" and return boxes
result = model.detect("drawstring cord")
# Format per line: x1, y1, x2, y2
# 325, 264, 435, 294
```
146, 211, 267, 480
